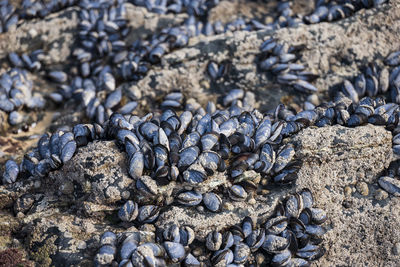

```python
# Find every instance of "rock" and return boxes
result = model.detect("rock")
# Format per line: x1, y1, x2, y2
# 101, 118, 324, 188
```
48, 141, 134, 206
356, 181, 369, 196
13, 193, 35, 214
0, 178, 41, 210
291, 125, 399, 267
0, 5, 186, 67
156, 123, 397, 256
157, 193, 279, 241
275, 2, 400, 92
344, 186, 353, 197
124, 3, 187, 43
23, 214, 105, 267
0, 248, 34, 266
0, 124, 397, 266
208, 0, 281, 24
0, 1, 399, 266
0, 7, 80, 64
127, 1, 400, 110
0, 211, 20, 250
375, 189, 389, 200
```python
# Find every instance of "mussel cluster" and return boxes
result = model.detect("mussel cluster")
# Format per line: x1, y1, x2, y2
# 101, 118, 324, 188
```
95, 189, 327, 266
332, 51, 400, 145
0, 0, 398, 266
304, 0, 387, 24
0, 67, 45, 127
336, 50, 400, 107
258, 39, 318, 95
0, 0, 390, 128
44, 0, 307, 126
130, 0, 220, 15
106, 89, 303, 192
0, 0, 78, 33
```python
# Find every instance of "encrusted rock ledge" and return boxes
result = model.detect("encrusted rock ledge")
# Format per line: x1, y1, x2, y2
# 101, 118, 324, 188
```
1, 123, 397, 266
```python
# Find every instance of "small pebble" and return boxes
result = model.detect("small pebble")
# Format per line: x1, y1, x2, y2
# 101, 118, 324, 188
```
264, 16, 274, 24
261, 178, 268, 186
307, 94, 320, 106
64, 231, 73, 238
28, 28, 38, 38
344, 186, 352, 197
196, 206, 204, 212
139, 224, 155, 232
256, 253, 266, 265
77, 240, 87, 250
342, 199, 352, 209
121, 191, 130, 199
374, 189, 389, 201
248, 198, 256, 205
223, 202, 233, 211
356, 182, 369, 196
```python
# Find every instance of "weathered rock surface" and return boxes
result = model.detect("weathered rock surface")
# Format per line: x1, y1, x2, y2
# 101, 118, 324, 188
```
0, 121, 398, 266
0, 4, 186, 65
2, 2, 400, 161
49, 141, 133, 206
292, 125, 398, 267
0, 1, 399, 266
156, 124, 399, 267
130, 1, 400, 110
207, 0, 315, 24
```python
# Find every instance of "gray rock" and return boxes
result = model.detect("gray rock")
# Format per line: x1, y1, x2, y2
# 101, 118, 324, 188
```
125, 3, 187, 43
49, 141, 134, 206
0, 124, 397, 266
0, 5, 186, 66
128, 1, 400, 110
157, 123, 399, 267
0, 2, 399, 267
291, 125, 399, 267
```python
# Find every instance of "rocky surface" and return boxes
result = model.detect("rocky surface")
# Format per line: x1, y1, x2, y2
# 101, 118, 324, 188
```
131, 1, 400, 111
1, 123, 398, 266
0, 1, 397, 115
0, 1, 400, 266
293, 125, 398, 267
0, 4, 187, 66
157, 124, 399, 266
0, 3, 188, 162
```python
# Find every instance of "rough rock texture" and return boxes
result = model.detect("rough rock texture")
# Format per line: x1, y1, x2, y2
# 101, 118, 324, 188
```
0, 122, 397, 266
156, 187, 279, 241
49, 141, 133, 206
130, 1, 400, 110
0, 3, 187, 162
156, 124, 398, 266
0, 7, 80, 65
0, 1, 399, 266
292, 125, 398, 266
125, 4, 187, 43
0, 4, 186, 66
275, 2, 400, 96
208, 0, 314, 24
